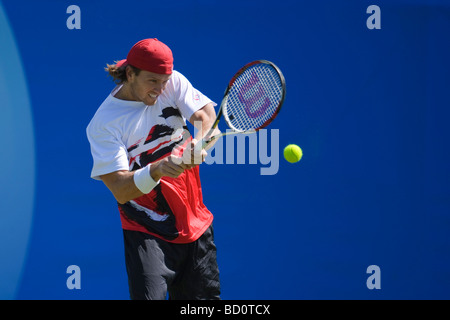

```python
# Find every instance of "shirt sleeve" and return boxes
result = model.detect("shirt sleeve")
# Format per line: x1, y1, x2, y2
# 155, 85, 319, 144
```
86, 121, 130, 180
169, 71, 217, 121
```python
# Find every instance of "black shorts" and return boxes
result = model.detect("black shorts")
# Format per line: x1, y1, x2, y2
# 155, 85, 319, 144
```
123, 225, 221, 300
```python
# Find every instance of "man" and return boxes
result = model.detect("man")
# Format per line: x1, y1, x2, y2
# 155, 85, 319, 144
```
86, 38, 220, 300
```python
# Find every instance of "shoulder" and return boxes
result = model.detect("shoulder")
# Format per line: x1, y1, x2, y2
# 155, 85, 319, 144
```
170, 70, 185, 82
87, 94, 124, 136
168, 70, 191, 88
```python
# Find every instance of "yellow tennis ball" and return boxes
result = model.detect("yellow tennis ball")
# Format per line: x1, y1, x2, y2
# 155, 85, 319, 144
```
284, 144, 303, 163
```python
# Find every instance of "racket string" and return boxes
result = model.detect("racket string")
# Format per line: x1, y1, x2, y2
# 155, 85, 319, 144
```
225, 63, 283, 131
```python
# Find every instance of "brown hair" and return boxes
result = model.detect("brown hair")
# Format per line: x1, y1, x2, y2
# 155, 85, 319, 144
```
105, 62, 141, 84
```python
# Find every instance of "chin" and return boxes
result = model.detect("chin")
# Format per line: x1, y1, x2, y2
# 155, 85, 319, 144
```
145, 97, 158, 106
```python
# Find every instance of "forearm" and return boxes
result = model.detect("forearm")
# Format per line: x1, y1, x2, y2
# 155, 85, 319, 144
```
100, 157, 189, 204
189, 102, 221, 153
100, 170, 144, 204
189, 102, 218, 141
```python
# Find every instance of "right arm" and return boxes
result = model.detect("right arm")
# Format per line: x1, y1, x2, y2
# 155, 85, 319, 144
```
100, 143, 203, 204
100, 170, 143, 205
88, 119, 193, 204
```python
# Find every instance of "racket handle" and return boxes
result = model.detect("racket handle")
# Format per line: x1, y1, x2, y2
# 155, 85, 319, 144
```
201, 135, 217, 150
201, 130, 255, 150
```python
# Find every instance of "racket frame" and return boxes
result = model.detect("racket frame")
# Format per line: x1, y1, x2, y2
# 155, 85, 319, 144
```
202, 60, 286, 148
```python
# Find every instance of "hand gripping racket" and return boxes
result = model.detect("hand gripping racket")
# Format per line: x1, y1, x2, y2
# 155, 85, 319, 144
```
202, 60, 286, 149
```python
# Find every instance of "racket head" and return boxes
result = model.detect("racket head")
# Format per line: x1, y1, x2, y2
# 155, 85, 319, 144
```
222, 60, 286, 132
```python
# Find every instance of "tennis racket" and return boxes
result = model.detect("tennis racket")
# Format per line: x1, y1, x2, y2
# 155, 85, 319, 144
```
202, 60, 286, 149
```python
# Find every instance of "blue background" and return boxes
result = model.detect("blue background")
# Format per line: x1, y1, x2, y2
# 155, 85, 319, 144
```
1, 0, 449, 299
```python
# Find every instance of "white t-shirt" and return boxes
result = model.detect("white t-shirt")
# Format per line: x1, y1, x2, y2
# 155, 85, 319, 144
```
86, 70, 216, 243
87, 70, 215, 180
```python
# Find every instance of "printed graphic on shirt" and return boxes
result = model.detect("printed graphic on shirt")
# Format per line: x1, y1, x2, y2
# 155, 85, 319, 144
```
119, 105, 192, 241
119, 184, 179, 241
127, 105, 189, 170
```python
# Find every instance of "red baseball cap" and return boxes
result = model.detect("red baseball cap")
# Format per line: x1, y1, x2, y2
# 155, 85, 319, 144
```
116, 38, 173, 75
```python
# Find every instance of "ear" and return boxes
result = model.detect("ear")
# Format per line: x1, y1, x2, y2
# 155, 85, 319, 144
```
126, 66, 135, 82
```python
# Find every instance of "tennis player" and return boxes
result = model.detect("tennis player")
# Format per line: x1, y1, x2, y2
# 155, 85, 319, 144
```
86, 38, 221, 300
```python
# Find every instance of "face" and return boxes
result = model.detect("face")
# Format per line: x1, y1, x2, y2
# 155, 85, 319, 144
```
126, 68, 171, 106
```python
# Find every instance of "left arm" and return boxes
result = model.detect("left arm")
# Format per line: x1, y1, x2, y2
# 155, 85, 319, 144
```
182, 102, 220, 164
189, 102, 218, 141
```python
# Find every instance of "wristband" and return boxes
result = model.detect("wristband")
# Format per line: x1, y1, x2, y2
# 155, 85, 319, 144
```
133, 165, 159, 194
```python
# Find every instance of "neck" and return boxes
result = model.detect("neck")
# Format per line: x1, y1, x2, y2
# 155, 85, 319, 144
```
115, 83, 136, 101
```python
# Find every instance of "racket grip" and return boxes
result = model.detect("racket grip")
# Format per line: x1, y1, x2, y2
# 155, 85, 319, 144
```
201, 136, 215, 150
201, 127, 222, 149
